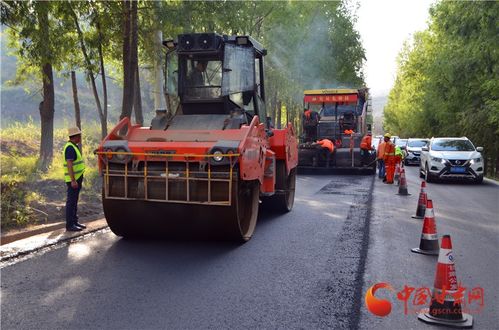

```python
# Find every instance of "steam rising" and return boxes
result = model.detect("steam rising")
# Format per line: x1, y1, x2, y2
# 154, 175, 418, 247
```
265, 6, 360, 104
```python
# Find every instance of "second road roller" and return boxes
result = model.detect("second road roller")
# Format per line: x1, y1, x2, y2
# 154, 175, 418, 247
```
96, 33, 298, 241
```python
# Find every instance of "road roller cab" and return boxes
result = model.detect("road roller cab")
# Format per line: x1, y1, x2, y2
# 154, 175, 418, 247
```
96, 33, 298, 241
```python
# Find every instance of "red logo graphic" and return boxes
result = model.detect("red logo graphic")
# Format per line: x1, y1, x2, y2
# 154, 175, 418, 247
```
365, 282, 485, 317
365, 282, 394, 317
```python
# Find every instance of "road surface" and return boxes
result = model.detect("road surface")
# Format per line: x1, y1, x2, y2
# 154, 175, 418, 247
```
1, 168, 498, 329
1, 174, 373, 329
360, 166, 499, 329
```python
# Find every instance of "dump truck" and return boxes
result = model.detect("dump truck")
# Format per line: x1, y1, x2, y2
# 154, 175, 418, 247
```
95, 33, 298, 241
298, 88, 376, 173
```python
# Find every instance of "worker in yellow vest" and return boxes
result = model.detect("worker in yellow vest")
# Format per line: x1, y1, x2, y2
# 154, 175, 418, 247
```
63, 127, 86, 231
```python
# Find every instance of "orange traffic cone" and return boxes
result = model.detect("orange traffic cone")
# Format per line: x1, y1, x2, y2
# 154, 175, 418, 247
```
412, 181, 427, 219
397, 167, 410, 195
418, 235, 473, 328
411, 199, 439, 255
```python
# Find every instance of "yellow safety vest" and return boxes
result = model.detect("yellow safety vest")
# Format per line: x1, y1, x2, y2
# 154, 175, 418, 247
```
395, 146, 404, 157
63, 142, 85, 182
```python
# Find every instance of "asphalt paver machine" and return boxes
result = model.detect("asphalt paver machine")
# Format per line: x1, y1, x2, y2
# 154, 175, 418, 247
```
298, 88, 376, 173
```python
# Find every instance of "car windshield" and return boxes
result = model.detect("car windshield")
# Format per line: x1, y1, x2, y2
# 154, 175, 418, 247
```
408, 140, 428, 147
431, 140, 475, 151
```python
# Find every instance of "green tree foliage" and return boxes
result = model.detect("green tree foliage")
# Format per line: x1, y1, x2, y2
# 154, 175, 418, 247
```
1, 1, 75, 170
2, 0, 366, 139
384, 1, 498, 176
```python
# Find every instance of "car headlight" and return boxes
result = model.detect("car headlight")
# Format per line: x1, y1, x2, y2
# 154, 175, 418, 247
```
431, 157, 444, 163
470, 157, 482, 164
212, 150, 224, 162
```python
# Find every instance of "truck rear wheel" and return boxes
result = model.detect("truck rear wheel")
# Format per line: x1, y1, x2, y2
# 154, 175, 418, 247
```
262, 161, 296, 213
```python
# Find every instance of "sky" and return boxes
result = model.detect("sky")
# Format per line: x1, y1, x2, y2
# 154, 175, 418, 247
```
355, 0, 435, 97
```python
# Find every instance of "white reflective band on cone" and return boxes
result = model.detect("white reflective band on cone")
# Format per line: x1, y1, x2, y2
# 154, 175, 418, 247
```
424, 208, 435, 218
438, 248, 454, 265
432, 288, 459, 302
422, 233, 438, 240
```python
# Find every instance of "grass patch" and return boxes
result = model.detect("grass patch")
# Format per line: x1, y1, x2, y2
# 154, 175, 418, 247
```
1, 121, 104, 230
0, 154, 39, 182
0, 118, 40, 143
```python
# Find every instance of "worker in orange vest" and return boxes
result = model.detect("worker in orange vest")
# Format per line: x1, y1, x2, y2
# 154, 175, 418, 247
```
302, 108, 320, 142
313, 138, 335, 167
377, 137, 386, 179
383, 133, 396, 184
360, 132, 374, 166
344, 129, 354, 135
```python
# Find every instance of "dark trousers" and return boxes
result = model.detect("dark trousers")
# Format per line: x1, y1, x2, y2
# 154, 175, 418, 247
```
316, 147, 333, 167
66, 176, 83, 228
377, 160, 385, 179
304, 126, 317, 142
360, 149, 370, 165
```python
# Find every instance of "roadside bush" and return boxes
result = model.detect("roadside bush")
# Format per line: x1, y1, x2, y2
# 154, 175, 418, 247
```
1, 121, 104, 230
1, 181, 34, 229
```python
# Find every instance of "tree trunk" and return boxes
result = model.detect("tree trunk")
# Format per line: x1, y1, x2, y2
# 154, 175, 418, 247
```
39, 64, 55, 171
133, 66, 143, 126
129, 0, 138, 121
276, 100, 282, 129
153, 28, 165, 110
120, 0, 133, 120
96, 15, 108, 138
37, 5, 54, 172
69, 3, 105, 138
271, 90, 277, 128
285, 101, 289, 126
71, 71, 81, 130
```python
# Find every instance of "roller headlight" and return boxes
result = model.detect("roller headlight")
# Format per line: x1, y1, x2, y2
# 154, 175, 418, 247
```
105, 148, 114, 160
115, 148, 128, 161
212, 150, 224, 162
208, 141, 240, 165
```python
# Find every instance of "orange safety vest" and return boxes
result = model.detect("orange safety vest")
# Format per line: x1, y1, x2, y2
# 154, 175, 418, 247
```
377, 141, 386, 159
317, 139, 335, 153
383, 142, 396, 161
360, 135, 372, 150
344, 129, 354, 135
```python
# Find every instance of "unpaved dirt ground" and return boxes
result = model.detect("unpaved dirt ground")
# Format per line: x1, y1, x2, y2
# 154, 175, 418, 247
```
1, 139, 103, 236
1, 179, 103, 236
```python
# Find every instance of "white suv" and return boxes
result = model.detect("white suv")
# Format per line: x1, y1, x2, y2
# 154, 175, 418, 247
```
419, 137, 484, 183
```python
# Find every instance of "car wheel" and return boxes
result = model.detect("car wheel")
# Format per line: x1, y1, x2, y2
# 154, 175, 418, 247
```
425, 163, 433, 183
419, 165, 425, 178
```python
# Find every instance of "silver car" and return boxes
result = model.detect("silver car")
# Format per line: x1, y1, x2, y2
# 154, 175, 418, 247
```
419, 137, 484, 183
405, 138, 429, 165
